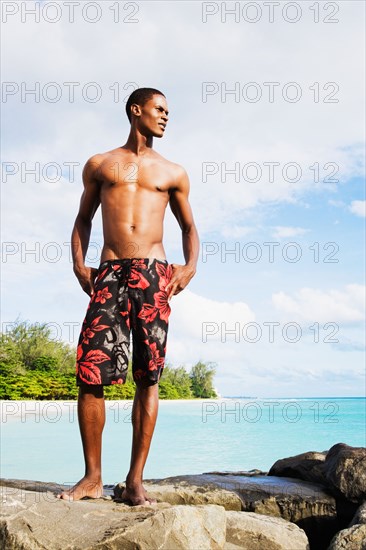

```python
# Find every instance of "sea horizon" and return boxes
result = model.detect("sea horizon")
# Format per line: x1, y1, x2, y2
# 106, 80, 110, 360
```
1, 397, 365, 484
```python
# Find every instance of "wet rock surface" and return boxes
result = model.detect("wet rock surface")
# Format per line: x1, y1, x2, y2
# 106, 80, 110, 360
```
268, 451, 327, 485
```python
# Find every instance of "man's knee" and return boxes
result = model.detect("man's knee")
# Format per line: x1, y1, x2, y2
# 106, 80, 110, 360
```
134, 379, 159, 392
78, 384, 104, 399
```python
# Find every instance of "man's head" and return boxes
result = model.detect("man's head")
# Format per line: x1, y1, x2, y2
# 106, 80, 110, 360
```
125, 87, 169, 138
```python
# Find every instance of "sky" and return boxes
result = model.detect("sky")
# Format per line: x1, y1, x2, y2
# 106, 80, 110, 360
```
1, 0, 365, 397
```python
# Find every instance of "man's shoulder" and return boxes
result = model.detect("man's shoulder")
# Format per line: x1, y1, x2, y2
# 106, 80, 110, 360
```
83, 148, 122, 174
83, 152, 108, 170
86, 146, 124, 162
153, 152, 187, 177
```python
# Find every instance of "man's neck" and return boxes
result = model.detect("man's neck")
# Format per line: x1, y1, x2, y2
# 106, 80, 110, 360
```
124, 129, 153, 155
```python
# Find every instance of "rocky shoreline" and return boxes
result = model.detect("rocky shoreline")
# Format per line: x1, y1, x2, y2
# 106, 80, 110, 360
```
1, 443, 365, 549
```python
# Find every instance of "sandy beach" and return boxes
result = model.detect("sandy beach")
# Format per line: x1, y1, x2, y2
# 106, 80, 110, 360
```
0, 398, 239, 422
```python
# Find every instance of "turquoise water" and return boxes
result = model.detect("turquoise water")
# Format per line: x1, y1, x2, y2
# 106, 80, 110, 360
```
1, 398, 365, 485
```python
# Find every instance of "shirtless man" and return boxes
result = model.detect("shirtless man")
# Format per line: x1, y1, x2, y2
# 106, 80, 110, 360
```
57, 88, 199, 505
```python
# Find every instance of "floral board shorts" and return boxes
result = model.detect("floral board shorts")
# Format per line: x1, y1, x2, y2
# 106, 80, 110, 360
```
76, 258, 173, 388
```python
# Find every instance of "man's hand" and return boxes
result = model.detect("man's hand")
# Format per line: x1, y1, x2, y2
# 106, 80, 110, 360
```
74, 265, 99, 297
165, 264, 196, 301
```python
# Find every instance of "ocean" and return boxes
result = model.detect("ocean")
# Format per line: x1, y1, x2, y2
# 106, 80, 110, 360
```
1, 397, 365, 485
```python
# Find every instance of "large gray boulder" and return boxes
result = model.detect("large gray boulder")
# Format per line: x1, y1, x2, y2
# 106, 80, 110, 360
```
145, 473, 336, 522
0, 479, 312, 550
226, 510, 309, 549
96, 504, 227, 549
323, 443, 366, 503
0, 482, 227, 549
350, 501, 366, 526
327, 524, 366, 550
268, 451, 327, 485
146, 473, 337, 548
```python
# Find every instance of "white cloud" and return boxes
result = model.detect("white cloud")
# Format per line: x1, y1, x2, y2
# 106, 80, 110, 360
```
349, 200, 366, 218
271, 226, 309, 239
169, 289, 255, 341
2, 0, 365, 236
272, 284, 365, 323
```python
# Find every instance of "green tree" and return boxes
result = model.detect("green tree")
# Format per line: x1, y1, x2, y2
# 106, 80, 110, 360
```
1, 320, 75, 373
189, 361, 218, 398
159, 365, 193, 398
0, 320, 219, 400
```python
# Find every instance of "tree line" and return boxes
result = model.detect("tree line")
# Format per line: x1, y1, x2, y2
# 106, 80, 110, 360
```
0, 321, 218, 400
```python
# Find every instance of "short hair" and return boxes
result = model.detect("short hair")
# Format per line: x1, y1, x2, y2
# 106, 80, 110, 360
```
125, 87, 165, 123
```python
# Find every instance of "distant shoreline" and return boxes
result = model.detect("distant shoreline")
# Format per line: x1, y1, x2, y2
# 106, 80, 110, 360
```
1, 396, 364, 421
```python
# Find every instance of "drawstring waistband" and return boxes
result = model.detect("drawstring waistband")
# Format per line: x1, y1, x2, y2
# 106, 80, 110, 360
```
98, 258, 168, 272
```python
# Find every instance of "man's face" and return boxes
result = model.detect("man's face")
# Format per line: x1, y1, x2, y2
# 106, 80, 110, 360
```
134, 94, 169, 138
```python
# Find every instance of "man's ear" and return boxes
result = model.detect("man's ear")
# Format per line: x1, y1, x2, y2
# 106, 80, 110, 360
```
130, 103, 141, 118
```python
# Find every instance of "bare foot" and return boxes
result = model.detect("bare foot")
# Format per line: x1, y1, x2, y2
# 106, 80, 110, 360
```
121, 480, 157, 506
57, 476, 104, 501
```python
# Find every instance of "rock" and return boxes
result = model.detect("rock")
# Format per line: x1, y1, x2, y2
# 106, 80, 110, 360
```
268, 451, 327, 485
114, 480, 242, 511
327, 524, 366, 550
0, 481, 226, 549
350, 502, 366, 526
226, 510, 310, 549
97, 504, 227, 550
146, 473, 338, 549
204, 469, 268, 477
323, 443, 366, 503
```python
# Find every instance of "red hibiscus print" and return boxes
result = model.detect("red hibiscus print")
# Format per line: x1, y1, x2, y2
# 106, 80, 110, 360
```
111, 378, 124, 385
129, 267, 150, 289
95, 286, 112, 304
82, 315, 109, 344
120, 299, 131, 330
77, 348, 110, 384
154, 290, 171, 323
148, 342, 164, 371
113, 261, 150, 290
156, 262, 172, 291
77, 344, 83, 360
76, 344, 83, 374
82, 327, 94, 345
138, 303, 158, 323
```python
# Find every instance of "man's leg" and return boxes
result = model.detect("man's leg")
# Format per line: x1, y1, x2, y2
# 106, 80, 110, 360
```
121, 383, 159, 505
58, 384, 105, 500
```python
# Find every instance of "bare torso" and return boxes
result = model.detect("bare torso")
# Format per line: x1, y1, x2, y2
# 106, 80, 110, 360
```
93, 147, 179, 262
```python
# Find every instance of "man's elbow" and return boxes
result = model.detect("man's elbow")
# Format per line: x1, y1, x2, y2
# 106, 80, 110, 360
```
182, 222, 198, 235
75, 213, 92, 229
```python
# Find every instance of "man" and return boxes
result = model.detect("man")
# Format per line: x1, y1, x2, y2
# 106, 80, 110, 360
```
58, 88, 199, 505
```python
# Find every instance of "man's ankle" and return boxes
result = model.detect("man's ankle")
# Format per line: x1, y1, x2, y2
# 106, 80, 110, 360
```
125, 474, 142, 487
84, 472, 103, 482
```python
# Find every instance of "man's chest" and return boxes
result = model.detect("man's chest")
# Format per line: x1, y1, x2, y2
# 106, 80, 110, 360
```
99, 160, 172, 193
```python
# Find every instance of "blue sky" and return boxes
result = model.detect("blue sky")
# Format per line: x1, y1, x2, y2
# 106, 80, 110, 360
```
1, 1, 365, 397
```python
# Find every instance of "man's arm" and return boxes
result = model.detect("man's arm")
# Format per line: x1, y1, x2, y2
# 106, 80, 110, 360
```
165, 166, 199, 300
71, 155, 102, 296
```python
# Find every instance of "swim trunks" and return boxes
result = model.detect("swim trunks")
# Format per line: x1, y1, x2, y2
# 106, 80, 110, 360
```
76, 258, 173, 387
